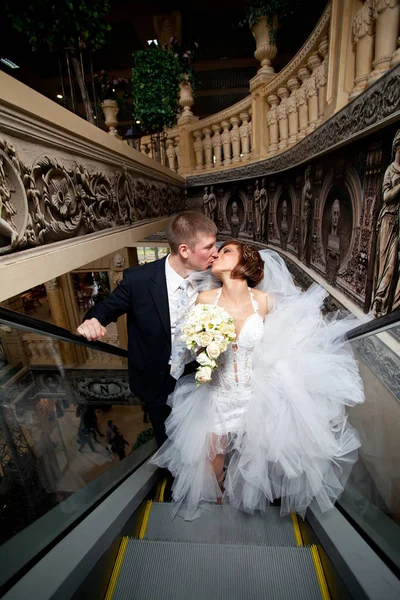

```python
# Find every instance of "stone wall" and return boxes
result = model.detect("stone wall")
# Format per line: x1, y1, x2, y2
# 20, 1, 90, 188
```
188, 103, 400, 317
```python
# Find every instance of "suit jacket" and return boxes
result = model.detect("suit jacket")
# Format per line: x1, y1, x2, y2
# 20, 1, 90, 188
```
84, 257, 174, 404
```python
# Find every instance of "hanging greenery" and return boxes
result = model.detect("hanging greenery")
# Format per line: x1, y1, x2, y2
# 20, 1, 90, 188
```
130, 428, 155, 452
4, 0, 111, 124
238, 0, 294, 42
132, 45, 182, 134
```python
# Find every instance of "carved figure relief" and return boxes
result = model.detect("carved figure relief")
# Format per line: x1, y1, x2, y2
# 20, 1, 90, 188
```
372, 128, 400, 316
230, 200, 241, 238
300, 165, 313, 262
260, 179, 269, 243
254, 180, 261, 239
203, 186, 210, 218
277, 195, 292, 251
326, 199, 341, 284
321, 180, 353, 284
208, 185, 217, 223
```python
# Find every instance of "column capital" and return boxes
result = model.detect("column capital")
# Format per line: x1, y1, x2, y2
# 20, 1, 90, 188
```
45, 278, 59, 292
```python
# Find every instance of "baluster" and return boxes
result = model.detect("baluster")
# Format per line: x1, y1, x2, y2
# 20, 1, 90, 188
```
296, 68, 310, 140
193, 130, 204, 171
230, 117, 241, 163
174, 136, 181, 170
166, 138, 176, 172
202, 127, 213, 169
239, 111, 251, 160
277, 87, 289, 150
267, 94, 279, 155
212, 124, 222, 167
350, 1, 374, 98
369, 0, 400, 82
287, 77, 300, 145
306, 53, 321, 133
316, 38, 329, 122
221, 121, 232, 166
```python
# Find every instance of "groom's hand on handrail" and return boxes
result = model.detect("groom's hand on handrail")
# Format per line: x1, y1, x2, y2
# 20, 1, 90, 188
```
77, 318, 107, 341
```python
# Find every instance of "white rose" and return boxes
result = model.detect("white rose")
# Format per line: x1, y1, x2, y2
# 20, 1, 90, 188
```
200, 332, 213, 346
206, 342, 220, 360
196, 366, 212, 384
197, 351, 211, 366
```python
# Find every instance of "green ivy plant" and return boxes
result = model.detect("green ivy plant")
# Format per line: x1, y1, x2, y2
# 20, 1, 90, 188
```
239, 0, 294, 43
130, 428, 155, 452
132, 45, 182, 134
4, 0, 111, 124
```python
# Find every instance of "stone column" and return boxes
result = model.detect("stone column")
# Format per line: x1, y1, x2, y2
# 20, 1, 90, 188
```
140, 141, 148, 155
369, 0, 400, 82
267, 94, 279, 155
249, 72, 271, 159
230, 116, 241, 163
45, 278, 76, 366
239, 112, 251, 160
177, 113, 199, 175
316, 37, 329, 123
202, 127, 213, 169
211, 124, 222, 167
287, 77, 300, 145
306, 54, 320, 133
174, 135, 181, 171
350, 0, 375, 98
277, 87, 289, 150
221, 121, 232, 166
297, 68, 310, 139
193, 130, 204, 171
166, 138, 176, 172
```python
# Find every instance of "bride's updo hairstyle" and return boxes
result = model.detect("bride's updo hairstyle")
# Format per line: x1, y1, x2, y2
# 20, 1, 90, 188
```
219, 240, 264, 287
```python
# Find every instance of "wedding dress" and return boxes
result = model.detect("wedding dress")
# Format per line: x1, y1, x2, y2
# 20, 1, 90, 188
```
151, 251, 365, 521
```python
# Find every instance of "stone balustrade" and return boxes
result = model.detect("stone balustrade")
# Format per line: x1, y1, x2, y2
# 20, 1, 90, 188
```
350, 0, 400, 98
137, 1, 399, 178
189, 97, 253, 172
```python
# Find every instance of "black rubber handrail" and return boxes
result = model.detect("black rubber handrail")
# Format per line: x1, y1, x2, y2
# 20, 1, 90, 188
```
0, 306, 128, 358
1, 304, 399, 355
345, 309, 400, 341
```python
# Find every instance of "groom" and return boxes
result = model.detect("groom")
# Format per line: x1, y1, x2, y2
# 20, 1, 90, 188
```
77, 211, 218, 447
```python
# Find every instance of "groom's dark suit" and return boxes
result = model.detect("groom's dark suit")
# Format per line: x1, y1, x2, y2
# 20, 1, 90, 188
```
84, 256, 183, 447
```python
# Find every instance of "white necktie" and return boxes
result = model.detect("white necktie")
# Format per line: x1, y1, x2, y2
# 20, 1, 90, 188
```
170, 279, 190, 379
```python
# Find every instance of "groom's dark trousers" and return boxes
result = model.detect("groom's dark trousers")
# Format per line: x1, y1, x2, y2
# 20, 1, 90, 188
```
84, 256, 191, 448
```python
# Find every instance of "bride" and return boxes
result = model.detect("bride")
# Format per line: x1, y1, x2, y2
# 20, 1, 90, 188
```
151, 240, 365, 521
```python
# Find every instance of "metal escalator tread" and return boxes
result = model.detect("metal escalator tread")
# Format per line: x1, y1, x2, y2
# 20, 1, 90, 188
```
144, 503, 297, 546
113, 540, 322, 600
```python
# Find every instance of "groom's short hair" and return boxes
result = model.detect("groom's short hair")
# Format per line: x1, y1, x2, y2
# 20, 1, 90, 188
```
168, 211, 217, 253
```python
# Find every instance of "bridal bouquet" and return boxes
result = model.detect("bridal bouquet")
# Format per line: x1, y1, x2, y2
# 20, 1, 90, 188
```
181, 304, 236, 385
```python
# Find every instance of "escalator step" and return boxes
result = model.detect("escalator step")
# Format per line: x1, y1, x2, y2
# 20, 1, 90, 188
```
144, 503, 297, 546
113, 540, 322, 600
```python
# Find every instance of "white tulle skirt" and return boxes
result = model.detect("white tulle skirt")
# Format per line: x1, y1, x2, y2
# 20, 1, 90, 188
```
151, 285, 365, 521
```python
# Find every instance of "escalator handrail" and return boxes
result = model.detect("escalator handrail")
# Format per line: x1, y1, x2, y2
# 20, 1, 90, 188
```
0, 306, 128, 358
345, 309, 400, 342
1, 303, 399, 355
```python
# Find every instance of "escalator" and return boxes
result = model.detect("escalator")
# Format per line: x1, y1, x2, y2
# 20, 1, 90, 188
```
0, 305, 400, 599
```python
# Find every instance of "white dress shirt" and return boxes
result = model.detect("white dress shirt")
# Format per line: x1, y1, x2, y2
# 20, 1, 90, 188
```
165, 255, 198, 347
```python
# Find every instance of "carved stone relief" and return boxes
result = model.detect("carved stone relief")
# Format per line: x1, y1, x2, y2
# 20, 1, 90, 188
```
371, 128, 400, 316
0, 139, 185, 257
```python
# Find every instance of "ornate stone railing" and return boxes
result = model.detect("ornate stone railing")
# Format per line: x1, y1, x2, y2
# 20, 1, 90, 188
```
351, 0, 400, 98
0, 72, 185, 261
139, 0, 400, 179
189, 96, 253, 172
189, 5, 331, 173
